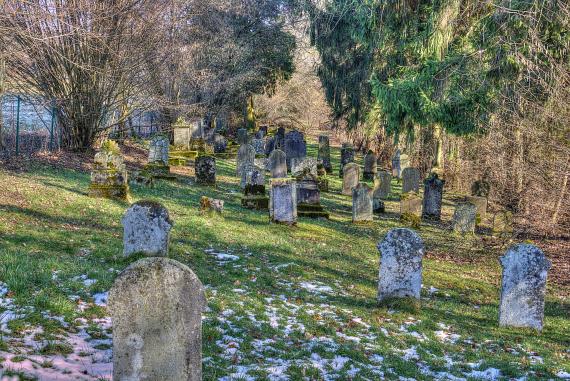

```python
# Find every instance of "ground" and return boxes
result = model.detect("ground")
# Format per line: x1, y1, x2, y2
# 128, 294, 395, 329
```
0, 140, 568, 381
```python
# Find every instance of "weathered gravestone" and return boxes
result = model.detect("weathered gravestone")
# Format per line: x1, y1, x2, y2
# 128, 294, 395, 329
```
402, 168, 421, 194
284, 130, 307, 171
422, 173, 445, 220
296, 170, 329, 219
363, 151, 378, 180
251, 138, 265, 155
242, 165, 269, 210
268, 149, 287, 178
109, 257, 206, 381
391, 149, 401, 178
89, 140, 130, 201
352, 183, 373, 223
236, 144, 256, 177
400, 192, 423, 217
195, 155, 216, 186
316, 163, 329, 192
377, 228, 424, 301
499, 244, 551, 330
270, 178, 297, 225
400, 154, 410, 174
452, 202, 477, 235
342, 163, 360, 195
318, 135, 333, 174
236, 128, 248, 145
465, 195, 487, 219
213, 134, 228, 154
144, 135, 174, 179
373, 171, 392, 214
122, 201, 173, 257
339, 144, 355, 178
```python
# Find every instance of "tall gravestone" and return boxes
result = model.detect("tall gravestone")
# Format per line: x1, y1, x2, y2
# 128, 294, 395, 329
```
122, 201, 173, 257
452, 202, 477, 235
144, 135, 173, 179
236, 128, 248, 145
270, 178, 297, 225
352, 183, 373, 222
377, 228, 424, 301
373, 170, 391, 213
402, 168, 421, 193
268, 149, 287, 178
422, 173, 445, 220
391, 149, 401, 178
342, 163, 360, 195
318, 135, 333, 174
339, 144, 355, 178
109, 257, 206, 381
89, 140, 130, 201
195, 155, 216, 186
236, 144, 255, 177
363, 151, 378, 180
284, 130, 306, 171
499, 244, 551, 330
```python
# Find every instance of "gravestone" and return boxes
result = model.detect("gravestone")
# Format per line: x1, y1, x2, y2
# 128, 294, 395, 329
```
236, 128, 248, 145
251, 138, 265, 155
89, 141, 130, 201
377, 228, 424, 301
264, 136, 276, 156
471, 179, 491, 198
318, 135, 333, 174
374, 170, 392, 200
268, 149, 287, 178
213, 134, 228, 154
316, 163, 329, 192
452, 202, 477, 235
342, 163, 360, 195
122, 201, 173, 257
270, 178, 297, 225
400, 192, 422, 217
258, 125, 268, 137
291, 157, 318, 178
363, 151, 378, 180
296, 170, 329, 219
284, 130, 306, 171
391, 149, 401, 178
236, 144, 255, 177
109, 257, 206, 381
241, 165, 268, 210
195, 155, 216, 186
339, 144, 355, 178
422, 173, 445, 220
499, 244, 551, 330
144, 135, 174, 178
402, 167, 421, 193
465, 195, 487, 219
352, 183, 373, 223
275, 127, 286, 151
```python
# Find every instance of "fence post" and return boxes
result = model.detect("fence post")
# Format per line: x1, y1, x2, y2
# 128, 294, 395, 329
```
15, 95, 21, 156
50, 101, 56, 151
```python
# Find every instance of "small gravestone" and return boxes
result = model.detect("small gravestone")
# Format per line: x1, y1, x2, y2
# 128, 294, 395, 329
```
109, 257, 206, 381
213, 134, 228, 154
499, 244, 551, 330
400, 192, 422, 217
452, 202, 477, 235
318, 135, 333, 174
236, 144, 255, 177
284, 130, 307, 171
270, 178, 297, 225
236, 128, 248, 145
144, 135, 174, 179
268, 149, 287, 178
377, 228, 424, 301
342, 163, 360, 195
352, 183, 373, 223
422, 173, 445, 220
363, 151, 378, 180
339, 144, 355, 177
122, 201, 173, 257
251, 138, 265, 155
493, 211, 514, 236
402, 167, 421, 193
241, 165, 268, 210
391, 149, 401, 178
89, 140, 130, 201
195, 155, 216, 186
465, 195, 487, 219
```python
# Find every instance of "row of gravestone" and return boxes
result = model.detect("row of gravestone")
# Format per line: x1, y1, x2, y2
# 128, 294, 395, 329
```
111, 203, 551, 379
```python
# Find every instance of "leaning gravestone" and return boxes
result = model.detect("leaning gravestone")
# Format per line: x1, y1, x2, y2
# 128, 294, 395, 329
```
452, 202, 477, 235
402, 167, 421, 193
270, 178, 297, 225
352, 183, 373, 222
195, 155, 216, 186
109, 257, 206, 381
377, 228, 424, 301
499, 244, 551, 330
122, 201, 173, 257
342, 163, 360, 195
268, 149, 287, 178
236, 128, 248, 145
318, 135, 333, 174
339, 144, 355, 178
89, 140, 130, 201
363, 151, 378, 180
284, 130, 307, 171
251, 138, 265, 155
422, 173, 445, 220
236, 144, 256, 177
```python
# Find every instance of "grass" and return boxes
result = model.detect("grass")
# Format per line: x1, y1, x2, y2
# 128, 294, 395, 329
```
0, 139, 568, 380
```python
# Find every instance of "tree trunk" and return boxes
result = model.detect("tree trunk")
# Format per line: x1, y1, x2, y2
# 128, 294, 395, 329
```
0, 53, 5, 150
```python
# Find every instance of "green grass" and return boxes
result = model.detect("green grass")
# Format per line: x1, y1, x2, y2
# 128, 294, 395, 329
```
0, 140, 568, 380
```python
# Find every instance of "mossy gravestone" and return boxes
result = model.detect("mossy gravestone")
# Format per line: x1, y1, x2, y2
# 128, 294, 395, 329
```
122, 201, 173, 257
268, 149, 287, 178
195, 155, 216, 186
339, 143, 355, 178
363, 151, 377, 180
109, 257, 206, 381
318, 135, 333, 174
270, 178, 297, 225
296, 169, 329, 219
402, 167, 421, 194
236, 144, 255, 177
342, 163, 360, 195
377, 228, 424, 302
499, 244, 551, 330
352, 183, 373, 222
422, 173, 445, 220
89, 140, 130, 201
452, 202, 477, 235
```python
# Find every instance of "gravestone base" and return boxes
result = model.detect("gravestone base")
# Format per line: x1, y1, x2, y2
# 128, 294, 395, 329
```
297, 203, 330, 219
142, 163, 177, 180
241, 195, 269, 210
363, 172, 375, 181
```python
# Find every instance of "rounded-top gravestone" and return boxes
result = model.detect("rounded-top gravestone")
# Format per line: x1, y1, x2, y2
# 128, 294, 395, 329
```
122, 200, 173, 257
